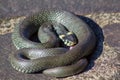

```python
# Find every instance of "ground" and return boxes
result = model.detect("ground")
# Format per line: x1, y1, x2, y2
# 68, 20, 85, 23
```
0, 0, 120, 80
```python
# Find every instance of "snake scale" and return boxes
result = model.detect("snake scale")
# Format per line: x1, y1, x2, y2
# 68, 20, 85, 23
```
9, 10, 96, 77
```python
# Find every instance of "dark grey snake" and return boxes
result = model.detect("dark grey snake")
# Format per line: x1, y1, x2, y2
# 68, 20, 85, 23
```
9, 10, 96, 77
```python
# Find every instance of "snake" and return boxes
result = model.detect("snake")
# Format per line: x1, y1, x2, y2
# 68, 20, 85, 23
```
9, 10, 96, 77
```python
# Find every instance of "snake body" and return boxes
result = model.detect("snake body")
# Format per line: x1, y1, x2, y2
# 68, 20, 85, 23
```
9, 10, 96, 77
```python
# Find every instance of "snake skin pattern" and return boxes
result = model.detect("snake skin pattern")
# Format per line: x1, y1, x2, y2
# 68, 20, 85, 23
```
9, 10, 96, 77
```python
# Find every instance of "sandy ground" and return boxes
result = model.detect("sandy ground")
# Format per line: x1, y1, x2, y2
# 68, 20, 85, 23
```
0, 0, 120, 80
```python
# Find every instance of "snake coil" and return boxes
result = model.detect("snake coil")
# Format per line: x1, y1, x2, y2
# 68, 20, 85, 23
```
9, 10, 96, 77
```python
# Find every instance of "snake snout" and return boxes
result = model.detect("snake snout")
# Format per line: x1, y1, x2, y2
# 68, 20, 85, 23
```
64, 40, 76, 46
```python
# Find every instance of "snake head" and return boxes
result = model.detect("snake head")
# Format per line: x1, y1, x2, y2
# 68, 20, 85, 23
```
59, 32, 78, 46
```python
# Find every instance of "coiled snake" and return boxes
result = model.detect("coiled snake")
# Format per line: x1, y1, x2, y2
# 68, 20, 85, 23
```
9, 10, 96, 77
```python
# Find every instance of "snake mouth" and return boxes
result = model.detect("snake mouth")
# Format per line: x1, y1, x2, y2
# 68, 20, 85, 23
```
64, 40, 76, 46
64, 40, 77, 50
